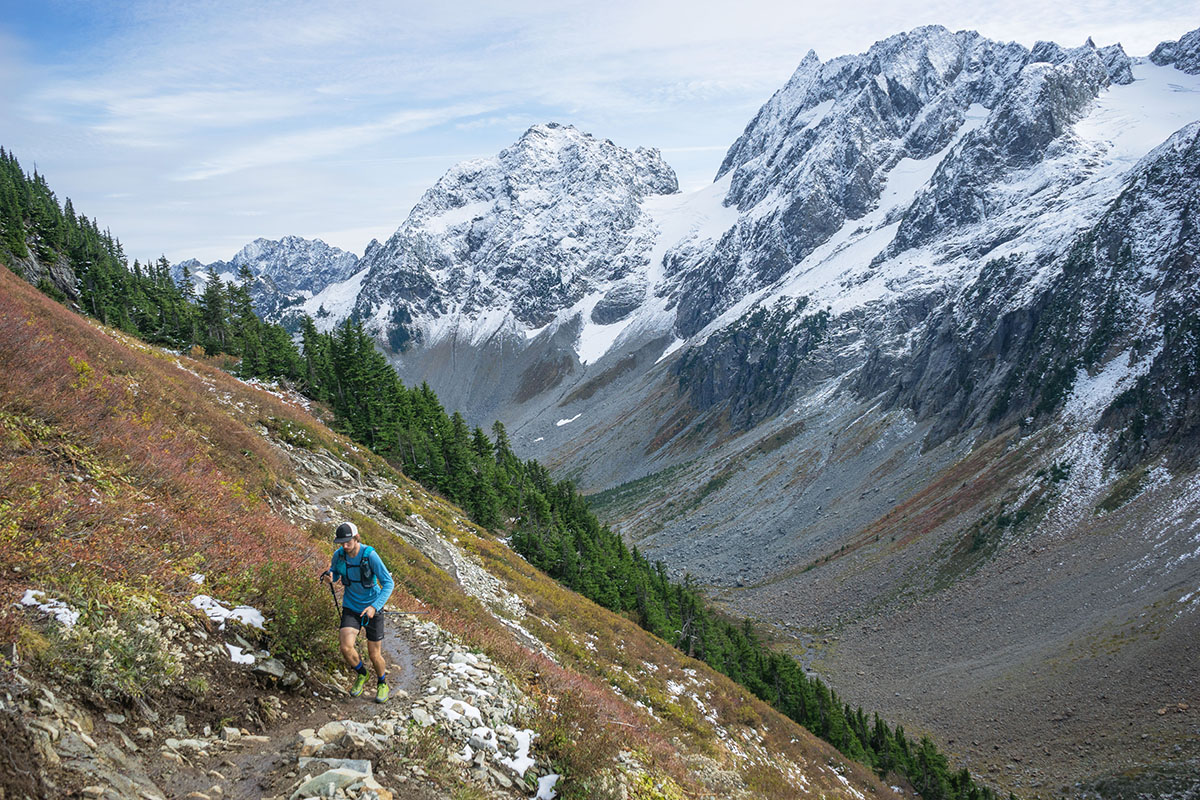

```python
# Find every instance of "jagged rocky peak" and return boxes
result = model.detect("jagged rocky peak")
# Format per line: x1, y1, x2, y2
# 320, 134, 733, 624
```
887, 39, 1129, 255
1029, 38, 1134, 85
172, 235, 361, 324
664, 25, 1145, 339
717, 26, 1029, 200
1150, 27, 1200, 74
667, 27, 1032, 337
174, 235, 359, 296
227, 235, 360, 295
355, 123, 679, 340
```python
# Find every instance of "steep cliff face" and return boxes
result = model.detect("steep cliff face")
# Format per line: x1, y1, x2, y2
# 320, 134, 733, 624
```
856, 122, 1200, 462
669, 28, 1030, 337
1150, 27, 1200, 73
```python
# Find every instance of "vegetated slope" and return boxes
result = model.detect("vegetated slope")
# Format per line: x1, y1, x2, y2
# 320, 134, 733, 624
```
0, 265, 897, 800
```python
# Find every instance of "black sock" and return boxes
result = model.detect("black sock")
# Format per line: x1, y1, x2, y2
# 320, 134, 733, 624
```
354, 661, 367, 675
378, 674, 387, 685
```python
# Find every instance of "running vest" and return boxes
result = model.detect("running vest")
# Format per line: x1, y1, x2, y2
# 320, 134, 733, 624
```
333, 545, 377, 590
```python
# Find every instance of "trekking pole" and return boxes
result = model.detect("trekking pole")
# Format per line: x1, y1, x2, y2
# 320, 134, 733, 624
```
326, 577, 340, 616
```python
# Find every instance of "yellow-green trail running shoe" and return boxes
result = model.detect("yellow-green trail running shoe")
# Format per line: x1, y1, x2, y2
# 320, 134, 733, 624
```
375, 682, 390, 704
349, 672, 369, 698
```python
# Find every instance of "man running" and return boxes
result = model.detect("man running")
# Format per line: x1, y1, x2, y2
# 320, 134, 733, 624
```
321, 521, 394, 702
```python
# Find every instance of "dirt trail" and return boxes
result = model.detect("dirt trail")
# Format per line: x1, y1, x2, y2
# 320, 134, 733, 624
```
153, 624, 430, 800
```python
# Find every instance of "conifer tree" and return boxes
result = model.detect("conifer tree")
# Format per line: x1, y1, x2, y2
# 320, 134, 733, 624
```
198, 266, 230, 353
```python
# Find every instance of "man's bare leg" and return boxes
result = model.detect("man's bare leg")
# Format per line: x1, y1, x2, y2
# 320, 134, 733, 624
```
339, 627, 359, 667
366, 639, 386, 678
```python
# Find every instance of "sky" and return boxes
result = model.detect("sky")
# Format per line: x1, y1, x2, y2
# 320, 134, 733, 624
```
1, 0, 1195, 264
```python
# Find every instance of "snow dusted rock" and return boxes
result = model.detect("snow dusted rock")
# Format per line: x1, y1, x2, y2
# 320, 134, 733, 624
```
289, 766, 370, 800
887, 41, 1116, 254
174, 236, 360, 323
1149, 27, 1200, 74
672, 27, 1030, 336
354, 121, 678, 352
394, 616, 547, 788
224, 236, 360, 297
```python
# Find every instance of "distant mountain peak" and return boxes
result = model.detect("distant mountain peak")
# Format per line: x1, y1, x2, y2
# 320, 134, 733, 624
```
173, 235, 360, 323
351, 121, 679, 347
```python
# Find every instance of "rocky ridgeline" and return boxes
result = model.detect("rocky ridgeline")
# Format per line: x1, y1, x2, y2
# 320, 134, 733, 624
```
352, 121, 678, 350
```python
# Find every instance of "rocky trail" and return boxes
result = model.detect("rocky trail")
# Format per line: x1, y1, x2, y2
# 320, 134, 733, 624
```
149, 625, 430, 800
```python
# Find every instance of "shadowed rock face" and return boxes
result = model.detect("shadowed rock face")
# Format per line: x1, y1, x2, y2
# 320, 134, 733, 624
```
849, 123, 1200, 467
591, 281, 646, 325
667, 28, 1032, 338
888, 45, 1117, 254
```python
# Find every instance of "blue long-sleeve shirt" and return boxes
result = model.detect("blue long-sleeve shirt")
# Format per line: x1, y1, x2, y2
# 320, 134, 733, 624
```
330, 545, 393, 615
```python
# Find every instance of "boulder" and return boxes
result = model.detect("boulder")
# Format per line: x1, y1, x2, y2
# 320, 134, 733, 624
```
289, 767, 370, 800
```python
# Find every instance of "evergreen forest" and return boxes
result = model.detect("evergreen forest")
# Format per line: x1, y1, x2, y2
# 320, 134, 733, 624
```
1, 147, 1004, 800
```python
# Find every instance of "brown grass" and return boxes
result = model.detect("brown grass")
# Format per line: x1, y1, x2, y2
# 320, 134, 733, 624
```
0, 267, 329, 644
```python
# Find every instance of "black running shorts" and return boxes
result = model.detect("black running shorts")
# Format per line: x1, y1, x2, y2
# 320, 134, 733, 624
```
340, 609, 384, 642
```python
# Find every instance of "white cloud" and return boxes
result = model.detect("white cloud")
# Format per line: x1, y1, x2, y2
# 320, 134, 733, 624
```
175, 103, 495, 180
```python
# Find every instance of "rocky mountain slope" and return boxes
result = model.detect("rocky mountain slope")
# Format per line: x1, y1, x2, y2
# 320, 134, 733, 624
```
0, 265, 894, 800
268, 24, 1200, 796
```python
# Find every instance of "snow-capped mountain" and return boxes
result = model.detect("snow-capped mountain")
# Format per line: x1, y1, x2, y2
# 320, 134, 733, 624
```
348, 27, 1199, 459
245, 25, 1200, 791
352, 122, 678, 349
174, 235, 360, 322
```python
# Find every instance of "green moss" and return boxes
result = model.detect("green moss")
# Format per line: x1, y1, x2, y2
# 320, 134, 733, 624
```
371, 492, 414, 522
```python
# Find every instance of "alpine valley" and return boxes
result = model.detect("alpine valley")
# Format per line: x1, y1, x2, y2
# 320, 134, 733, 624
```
177, 23, 1200, 796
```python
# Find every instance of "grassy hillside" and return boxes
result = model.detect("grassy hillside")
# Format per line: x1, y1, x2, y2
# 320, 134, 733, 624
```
0, 264, 897, 799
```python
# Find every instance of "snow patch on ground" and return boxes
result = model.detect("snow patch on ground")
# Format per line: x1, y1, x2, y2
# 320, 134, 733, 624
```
500, 729, 537, 776
536, 773, 560, 799
655, 337, 684, 364
20, 590, 80, 627
225, 644, 255, 664
555, 414, 581, 427
439, 696, 484, 725
1063, 344, 1160, 424
420, 200, 495, 235
1074, 62, 1200, 169
190, 595, 266, 631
